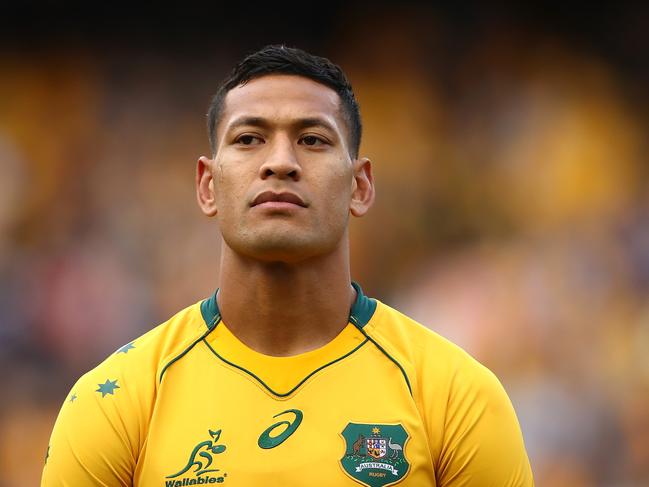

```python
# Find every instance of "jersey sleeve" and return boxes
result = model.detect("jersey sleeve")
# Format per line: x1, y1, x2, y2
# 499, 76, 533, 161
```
434, 358, 534, 487
41, 354, 144, 486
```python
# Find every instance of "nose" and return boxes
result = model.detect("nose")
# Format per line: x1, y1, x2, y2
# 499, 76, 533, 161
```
258, 136, 301, 181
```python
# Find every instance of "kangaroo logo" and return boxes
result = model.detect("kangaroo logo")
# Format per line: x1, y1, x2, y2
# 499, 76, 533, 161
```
166, 429, 227, 479
351, 434, 366, 457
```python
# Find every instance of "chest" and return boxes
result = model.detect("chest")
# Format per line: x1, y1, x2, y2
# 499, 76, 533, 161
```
135, 342, 436, 487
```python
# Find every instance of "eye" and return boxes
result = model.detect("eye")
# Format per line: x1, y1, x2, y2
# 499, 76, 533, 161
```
236, 134, 264, 145
300, 135, 327, 147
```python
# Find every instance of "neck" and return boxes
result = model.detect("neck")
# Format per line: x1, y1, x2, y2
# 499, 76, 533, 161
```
216, 239, 356, 357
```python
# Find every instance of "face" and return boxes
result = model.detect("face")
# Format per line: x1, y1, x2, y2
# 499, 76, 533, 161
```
196, 74, 374, 264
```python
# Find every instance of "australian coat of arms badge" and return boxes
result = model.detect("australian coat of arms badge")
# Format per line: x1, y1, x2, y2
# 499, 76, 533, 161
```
340, 423, 409, 487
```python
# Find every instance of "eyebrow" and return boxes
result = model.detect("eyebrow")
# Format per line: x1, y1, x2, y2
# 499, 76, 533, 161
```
294, 117, 337, 133
226, 116, 271, 132
225, 116, 338, 135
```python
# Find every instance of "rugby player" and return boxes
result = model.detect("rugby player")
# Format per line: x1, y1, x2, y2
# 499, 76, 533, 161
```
42, 45, 534, 486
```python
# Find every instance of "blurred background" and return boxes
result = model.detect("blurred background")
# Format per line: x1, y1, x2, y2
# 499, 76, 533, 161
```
1, 2, 648, 485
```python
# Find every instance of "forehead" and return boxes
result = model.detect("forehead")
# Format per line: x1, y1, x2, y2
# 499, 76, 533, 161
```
219, 74, 344, 133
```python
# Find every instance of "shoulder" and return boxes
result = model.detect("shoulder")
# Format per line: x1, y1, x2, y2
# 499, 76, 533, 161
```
43, 298, 215, 484
365, 300, 488, 377
366, 301, 532, 482
365, 300, 510, 409
56, 298, 210, 431
70, 298, 210, 409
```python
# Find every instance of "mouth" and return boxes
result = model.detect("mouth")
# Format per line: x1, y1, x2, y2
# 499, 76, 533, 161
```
251, 191, 308, 209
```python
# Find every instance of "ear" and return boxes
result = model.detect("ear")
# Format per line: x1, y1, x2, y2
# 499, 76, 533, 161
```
350, 157, 375, 217
196, 156, 218, 217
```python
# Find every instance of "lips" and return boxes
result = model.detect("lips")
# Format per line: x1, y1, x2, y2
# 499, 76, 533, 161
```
251, 191, 307, 208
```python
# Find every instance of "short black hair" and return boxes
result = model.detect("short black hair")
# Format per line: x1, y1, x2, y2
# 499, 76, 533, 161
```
207, 45, 362, 158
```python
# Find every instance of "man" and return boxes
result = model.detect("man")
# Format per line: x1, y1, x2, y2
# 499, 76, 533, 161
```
42, 45, 533, 486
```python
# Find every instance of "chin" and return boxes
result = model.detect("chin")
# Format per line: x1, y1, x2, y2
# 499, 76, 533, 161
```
227, 233, 336, 264
250, 239, 322, 264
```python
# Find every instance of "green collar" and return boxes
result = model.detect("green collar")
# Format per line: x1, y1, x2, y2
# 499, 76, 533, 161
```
200, 281, 376, 331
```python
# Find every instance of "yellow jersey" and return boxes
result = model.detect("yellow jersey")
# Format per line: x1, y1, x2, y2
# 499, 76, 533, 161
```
42, 283, 533, 486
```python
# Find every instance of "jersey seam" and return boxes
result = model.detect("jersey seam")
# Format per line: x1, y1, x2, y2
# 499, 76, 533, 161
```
351, 317, 414, 396
158, 314, 221, 383
202, 337, 369, 398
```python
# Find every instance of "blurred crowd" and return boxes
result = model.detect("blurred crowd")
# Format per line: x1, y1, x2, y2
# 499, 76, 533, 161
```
1, 7, 648, 486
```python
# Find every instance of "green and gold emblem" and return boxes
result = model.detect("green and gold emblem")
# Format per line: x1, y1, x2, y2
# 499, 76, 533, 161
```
340, 423, 409, 487
166, 429, 227, 484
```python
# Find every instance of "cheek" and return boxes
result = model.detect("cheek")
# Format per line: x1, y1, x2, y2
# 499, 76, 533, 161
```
330, 160, 354, 197
214, 160, 252, 209
321, 167, 354, 216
